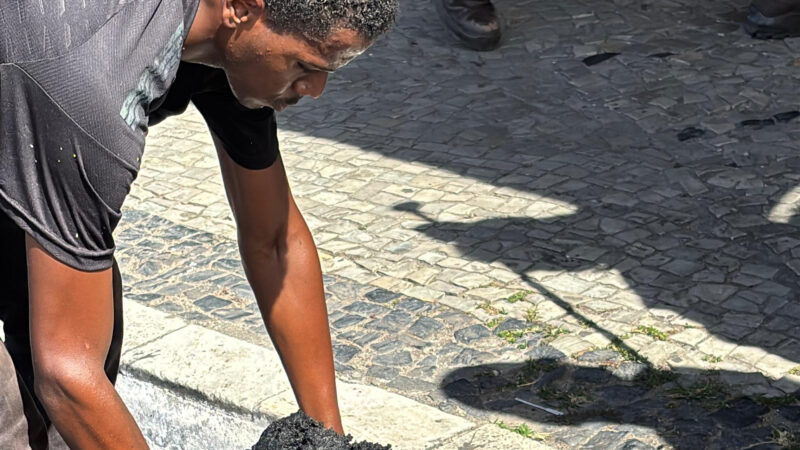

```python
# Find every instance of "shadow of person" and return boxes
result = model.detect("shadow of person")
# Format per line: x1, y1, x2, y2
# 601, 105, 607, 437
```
439, 361, 800, 448
270, 0, 800, 385
394, 200, 800, 379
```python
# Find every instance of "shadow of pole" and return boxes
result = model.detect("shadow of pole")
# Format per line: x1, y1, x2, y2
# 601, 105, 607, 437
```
395, 201, 646, 362
439, 361, 800, 449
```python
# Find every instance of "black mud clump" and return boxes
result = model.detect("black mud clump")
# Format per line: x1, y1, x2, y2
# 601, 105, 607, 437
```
677, 126, 705, 141
251, 411, 391, 450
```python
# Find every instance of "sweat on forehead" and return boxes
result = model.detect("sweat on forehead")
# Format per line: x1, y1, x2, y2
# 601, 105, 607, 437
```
307, 29, 369, 70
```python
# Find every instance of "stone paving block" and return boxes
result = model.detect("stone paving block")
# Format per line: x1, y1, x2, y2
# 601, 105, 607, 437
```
403, 285, 446, 302
696, 337, 739, 360
193, 295, 232, 311
773, 374, 800, 394
533, 300, 568, 321
671, 328, 708, 347
123, 324, 291, 412
122, 300, 188, 352
549, 335, 594, 357
258, 382, 474, 450
539, 273, 594, 295
755, 354, 800, 380
432, 424, 552, 449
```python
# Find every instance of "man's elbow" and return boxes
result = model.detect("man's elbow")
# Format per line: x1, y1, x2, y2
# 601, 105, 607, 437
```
33, 353, 107, 414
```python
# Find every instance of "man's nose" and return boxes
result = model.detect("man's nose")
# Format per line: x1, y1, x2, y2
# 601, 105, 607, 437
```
293, 71, 328, 99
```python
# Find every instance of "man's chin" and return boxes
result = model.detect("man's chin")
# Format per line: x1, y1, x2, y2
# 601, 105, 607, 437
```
272, 97, 301, 112
237, 98, 266, 110
235, 95, 278, 110
239, 97, 298, 112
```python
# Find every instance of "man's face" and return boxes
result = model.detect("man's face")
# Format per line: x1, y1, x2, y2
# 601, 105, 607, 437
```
219, 20, 370, 111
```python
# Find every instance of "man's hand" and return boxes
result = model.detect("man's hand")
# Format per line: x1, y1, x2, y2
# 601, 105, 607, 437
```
26, 236, 148, 449
214, 136, 344, 433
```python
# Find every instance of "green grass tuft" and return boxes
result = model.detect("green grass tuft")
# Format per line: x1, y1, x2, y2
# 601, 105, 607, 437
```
542, 325, 569, 340
497, 327, 537, 344
635, 325, 668, 341
494, 420, 547, 441
485, 317, 503, 328
607, 338, 645, 363
669, 378, 728, 410
505, 290, 531, 303
476, 301, 507, 316
640, 369, 678, 388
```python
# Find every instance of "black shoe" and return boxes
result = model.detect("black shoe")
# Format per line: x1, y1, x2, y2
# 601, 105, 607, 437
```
744, 0, 800, 39
434, 0, 502, 51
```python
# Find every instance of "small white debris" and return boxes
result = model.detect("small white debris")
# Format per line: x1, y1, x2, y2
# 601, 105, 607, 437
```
514, 397, 564, 416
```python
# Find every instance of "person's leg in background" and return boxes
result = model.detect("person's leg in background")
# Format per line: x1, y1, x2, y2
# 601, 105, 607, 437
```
0, 211, 49, 448
0, 211, 124, 448
745, 0, 800, 38
433, 0, 503, 51
0, 339, 43, 449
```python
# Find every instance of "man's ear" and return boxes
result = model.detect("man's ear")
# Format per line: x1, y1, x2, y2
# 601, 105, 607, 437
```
221, 0, 266, 29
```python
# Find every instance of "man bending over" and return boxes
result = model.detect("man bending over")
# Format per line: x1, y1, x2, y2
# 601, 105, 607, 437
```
0, 0, 396, 447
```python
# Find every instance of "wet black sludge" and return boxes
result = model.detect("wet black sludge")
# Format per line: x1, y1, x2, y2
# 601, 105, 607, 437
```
251, 411, 391, 450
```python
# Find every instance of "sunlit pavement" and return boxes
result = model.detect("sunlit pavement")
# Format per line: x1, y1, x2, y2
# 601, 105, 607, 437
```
119, 0, 800, 447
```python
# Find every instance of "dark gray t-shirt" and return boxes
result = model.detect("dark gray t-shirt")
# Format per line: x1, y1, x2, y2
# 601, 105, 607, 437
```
0, 1, 279, 271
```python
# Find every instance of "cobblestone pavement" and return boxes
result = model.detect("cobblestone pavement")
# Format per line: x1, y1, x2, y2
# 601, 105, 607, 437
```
120, 0, 800, 447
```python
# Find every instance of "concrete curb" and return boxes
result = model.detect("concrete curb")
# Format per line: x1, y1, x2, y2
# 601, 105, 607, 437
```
121, 300, 553, 449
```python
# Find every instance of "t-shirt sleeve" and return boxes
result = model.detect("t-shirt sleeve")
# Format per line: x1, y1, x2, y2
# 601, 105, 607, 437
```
189, 66, 280, 170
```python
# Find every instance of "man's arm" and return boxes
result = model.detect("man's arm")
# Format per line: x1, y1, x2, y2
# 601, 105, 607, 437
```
213, 135, 343, 433
25, 236, 148, 449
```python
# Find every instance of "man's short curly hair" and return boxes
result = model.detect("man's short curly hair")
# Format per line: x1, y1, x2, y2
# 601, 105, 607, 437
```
264, 0, 398, 42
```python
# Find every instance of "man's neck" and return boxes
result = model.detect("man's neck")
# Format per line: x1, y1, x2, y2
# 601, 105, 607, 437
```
181, 0, 223, 66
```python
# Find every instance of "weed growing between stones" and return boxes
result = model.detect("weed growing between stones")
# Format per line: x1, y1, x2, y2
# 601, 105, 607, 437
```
497, 327, 536, 344
633, 325, 668, 341
638, 368, 679, 388
495, 324, 568, 344
505, 291, 531, 303
494, 420, 547, 441
538, 385, 593, 410
476, 301, 507, 316
503, 358, 559, 389
485, 317, 503, 328
668, 377, 729, 410
541, 325, 569, 342
607, 337, 644, 363
752, 393, 799, 408
771, 427, 800, 449
251, 411, 391, 450
524, 308, 538, 323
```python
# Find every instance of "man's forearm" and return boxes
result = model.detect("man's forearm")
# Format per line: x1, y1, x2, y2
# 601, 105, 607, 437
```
240, 207, 343, 433
26, 236, 148, 449
38, 375, 147, 449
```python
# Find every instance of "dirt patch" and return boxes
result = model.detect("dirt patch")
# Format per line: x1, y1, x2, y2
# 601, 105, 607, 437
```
251, 411, 391, 450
